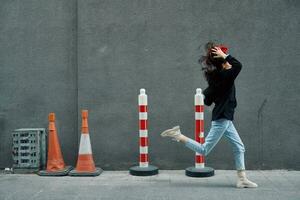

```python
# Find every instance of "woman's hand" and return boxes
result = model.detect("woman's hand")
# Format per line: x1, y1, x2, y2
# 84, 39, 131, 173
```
211, 46, 227, 59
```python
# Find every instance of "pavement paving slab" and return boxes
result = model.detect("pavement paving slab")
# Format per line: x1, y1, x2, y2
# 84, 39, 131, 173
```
0, 170, 299, 200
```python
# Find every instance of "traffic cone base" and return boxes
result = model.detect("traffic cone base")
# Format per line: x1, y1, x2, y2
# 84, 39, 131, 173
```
38, 166, 73, 176
69, 167, 102, 177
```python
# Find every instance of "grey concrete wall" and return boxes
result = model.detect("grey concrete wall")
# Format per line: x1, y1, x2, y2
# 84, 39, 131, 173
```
0, 0, 78, 167
1, 0, 299, 170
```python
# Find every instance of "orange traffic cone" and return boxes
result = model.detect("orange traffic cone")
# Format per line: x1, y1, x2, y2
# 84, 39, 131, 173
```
69, 110, 102, 176
38, 113, 72, 176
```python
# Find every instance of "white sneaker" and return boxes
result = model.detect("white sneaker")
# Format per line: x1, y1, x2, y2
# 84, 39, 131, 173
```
160, 126, 182, 142
236, 171, 258, 188
237, 178, 258, 188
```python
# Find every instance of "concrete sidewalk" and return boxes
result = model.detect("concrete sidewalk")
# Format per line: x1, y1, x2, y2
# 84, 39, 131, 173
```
0, 170, 299, 200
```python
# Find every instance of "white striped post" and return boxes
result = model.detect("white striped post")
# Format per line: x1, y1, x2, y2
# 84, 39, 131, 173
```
129, 88, 158, 176
185, 88, 214, 177
139, 88, 148, 167
195, 88, 205, 169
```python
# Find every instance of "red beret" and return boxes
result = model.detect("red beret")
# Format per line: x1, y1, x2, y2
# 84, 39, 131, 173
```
219, 45, 228, 54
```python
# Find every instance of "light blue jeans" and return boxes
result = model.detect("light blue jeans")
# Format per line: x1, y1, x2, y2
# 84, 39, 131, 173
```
185, 118, 245, 170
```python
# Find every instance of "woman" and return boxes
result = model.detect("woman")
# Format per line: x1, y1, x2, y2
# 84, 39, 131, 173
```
161, 42, 258, 188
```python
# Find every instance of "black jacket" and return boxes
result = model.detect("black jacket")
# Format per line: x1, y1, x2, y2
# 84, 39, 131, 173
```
203, 55, 242, 121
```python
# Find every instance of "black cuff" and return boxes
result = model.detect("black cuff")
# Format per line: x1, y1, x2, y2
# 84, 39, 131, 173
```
225, 54, 232, 61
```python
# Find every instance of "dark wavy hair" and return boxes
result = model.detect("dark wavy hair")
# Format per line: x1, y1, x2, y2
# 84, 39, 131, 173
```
199, 41, 226, 85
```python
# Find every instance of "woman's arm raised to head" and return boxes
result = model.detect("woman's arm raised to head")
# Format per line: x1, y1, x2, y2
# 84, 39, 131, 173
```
211, 46, 242, 81
222, 55, 242, 81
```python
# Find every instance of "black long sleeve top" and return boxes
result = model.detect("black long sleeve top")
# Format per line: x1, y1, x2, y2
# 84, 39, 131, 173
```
202, 55, 242, 121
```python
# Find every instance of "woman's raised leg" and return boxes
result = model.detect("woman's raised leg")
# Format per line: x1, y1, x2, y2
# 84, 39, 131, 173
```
185, 119, 230, 156
161, 119, 230, 156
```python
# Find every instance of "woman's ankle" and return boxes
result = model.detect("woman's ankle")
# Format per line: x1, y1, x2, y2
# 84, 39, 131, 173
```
237, 170, 246, 179
178, 135, 189, 143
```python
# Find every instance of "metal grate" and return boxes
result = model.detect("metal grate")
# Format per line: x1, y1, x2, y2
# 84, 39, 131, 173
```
12, 128, 47, 171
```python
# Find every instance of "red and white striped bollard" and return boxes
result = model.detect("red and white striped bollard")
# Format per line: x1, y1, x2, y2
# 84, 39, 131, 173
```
129, 89, 159, 176
185, 88, 214, 177
139, 88, 148, 167
195, 88, 205, 169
